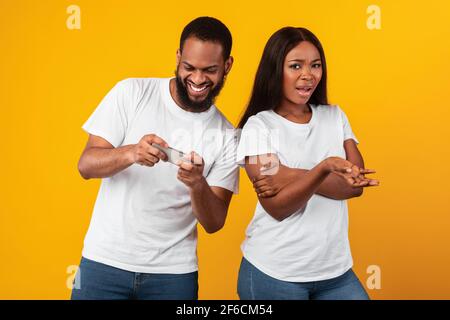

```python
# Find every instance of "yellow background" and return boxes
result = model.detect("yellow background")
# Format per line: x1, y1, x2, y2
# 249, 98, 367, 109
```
1, 0, 449, 299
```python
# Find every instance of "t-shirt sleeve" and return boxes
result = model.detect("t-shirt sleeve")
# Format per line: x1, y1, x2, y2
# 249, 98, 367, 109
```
205, 128, 240, 194
337, 106, 359, 144
236, 116, 277, 166
82, 79, 133, 148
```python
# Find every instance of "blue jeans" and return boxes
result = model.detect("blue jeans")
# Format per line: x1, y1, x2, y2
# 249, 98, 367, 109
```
237, 257, 370, 300
71, 257, 198, 300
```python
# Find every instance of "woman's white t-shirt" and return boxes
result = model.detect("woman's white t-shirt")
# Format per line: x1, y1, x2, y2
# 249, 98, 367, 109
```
236, 105, 359, 282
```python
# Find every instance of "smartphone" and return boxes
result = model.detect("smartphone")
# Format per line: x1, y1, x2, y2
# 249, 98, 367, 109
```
151, 143, 189, 165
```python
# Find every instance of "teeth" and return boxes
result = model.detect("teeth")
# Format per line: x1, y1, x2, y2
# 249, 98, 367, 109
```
189, 83, 208, 92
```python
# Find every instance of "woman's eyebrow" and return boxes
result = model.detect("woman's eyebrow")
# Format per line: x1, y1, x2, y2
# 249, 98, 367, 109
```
287, 58, 321, 63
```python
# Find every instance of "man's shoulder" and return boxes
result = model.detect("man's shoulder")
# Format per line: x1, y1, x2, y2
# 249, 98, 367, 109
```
209, 105, 236, 131
117, 77, 167, 91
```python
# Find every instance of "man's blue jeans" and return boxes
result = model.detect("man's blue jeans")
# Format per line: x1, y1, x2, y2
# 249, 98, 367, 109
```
237, 257, 370, 300
71, 257, 198, 300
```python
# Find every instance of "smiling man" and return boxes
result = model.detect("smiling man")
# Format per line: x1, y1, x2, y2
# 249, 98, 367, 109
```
72, 17, 239, 300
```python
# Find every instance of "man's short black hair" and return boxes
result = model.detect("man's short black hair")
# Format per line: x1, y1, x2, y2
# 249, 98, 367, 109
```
180, 16, 232, 60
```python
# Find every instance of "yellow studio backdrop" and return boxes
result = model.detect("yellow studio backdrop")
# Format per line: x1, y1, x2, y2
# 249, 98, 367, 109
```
1, 0, 449, 300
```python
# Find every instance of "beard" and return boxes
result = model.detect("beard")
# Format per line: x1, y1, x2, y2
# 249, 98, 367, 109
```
174, 68, 225, 112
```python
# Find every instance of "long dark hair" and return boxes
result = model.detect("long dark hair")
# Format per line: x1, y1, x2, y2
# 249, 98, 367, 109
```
238, 27, 328, 128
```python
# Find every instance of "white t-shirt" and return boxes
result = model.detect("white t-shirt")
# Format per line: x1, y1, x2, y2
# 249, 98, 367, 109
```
81, 77, 239, 274
236, 105, 359, 282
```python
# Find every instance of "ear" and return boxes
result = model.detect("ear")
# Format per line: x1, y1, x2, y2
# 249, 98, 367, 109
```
176, 49, 181, 66
224, 56, 234, 75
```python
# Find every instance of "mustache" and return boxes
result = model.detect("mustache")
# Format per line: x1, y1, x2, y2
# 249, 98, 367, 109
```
185, 79, 213, 87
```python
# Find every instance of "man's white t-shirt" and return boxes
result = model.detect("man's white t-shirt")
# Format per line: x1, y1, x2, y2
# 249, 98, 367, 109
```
81, 77, 239, 274
236, 105, 359, 282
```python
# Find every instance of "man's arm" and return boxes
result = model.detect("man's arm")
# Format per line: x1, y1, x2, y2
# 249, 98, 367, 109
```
77, 134, 168, 179
176, 152, 233, 233
190, 182, 233, 234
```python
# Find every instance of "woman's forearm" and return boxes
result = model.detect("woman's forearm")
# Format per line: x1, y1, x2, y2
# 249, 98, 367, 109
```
259, 161, 331, 221
283, 168, 362, 200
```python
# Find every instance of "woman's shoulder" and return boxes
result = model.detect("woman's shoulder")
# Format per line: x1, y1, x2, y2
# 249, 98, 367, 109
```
313, 104, 341, 113
243, 110, 274, 129
313, 104, 347, 119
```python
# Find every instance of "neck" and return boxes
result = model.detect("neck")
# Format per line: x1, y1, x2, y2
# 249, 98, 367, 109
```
275, 100, 311, 117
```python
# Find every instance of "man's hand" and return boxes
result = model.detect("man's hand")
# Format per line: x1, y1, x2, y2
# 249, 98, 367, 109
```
176, 151, 205, 189
131, 134, 168, 167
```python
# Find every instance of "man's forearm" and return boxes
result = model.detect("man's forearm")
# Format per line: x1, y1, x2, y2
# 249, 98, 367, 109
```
78, 145, 135, 179
190, 178, 228, 234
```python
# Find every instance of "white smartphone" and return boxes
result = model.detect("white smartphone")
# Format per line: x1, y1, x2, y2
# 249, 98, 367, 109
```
151, 143, 189, 165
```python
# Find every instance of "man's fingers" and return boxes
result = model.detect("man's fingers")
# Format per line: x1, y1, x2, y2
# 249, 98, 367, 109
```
146, 134, 168, 148
183, 151, 203, 166
177, 167, 191, 179
144, 154, 159, 165
177, 171, 186, 182
178, 166, 194, 177
177, 160, 193, 171
138, 159, 154, 167
192, 152, 203, 166
147, 145, 167, 160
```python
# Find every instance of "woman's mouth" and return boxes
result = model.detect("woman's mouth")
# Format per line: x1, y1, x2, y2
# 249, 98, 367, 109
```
296, 86, 313, 98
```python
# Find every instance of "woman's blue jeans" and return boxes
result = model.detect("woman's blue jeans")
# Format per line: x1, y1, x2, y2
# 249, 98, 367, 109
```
237, 257, 370, 300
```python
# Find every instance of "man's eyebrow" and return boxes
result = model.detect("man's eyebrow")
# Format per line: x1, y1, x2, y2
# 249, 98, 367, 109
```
182, 62, 219, 70
287, 58, 322, 63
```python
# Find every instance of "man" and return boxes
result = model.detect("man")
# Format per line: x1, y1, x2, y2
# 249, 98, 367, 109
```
72, 17, 239, 300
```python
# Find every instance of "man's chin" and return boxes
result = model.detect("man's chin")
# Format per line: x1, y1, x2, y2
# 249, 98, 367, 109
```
187, 100, 211, 111
188, 95, 208, 103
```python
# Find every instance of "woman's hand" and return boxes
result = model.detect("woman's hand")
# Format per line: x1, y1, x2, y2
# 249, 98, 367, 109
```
335, 165, 379, 187
252, 163, 298, 198
324, 157, 379, 187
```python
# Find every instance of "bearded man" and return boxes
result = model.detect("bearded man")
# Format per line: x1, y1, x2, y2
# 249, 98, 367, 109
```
72, 17, 239, 300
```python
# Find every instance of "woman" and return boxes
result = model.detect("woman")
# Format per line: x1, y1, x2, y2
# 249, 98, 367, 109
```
236, 27, 379, 300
